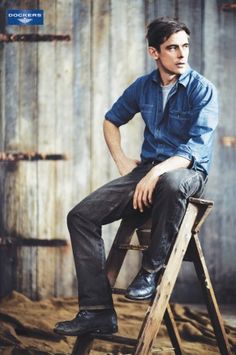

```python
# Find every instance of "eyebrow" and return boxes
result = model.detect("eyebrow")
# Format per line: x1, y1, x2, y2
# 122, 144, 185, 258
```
166, 43, 189, 49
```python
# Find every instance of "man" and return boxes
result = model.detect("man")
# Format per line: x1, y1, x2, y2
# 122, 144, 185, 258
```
54, 17, 218, 336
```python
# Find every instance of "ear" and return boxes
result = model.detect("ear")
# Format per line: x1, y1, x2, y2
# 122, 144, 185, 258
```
148, 46, 159, 60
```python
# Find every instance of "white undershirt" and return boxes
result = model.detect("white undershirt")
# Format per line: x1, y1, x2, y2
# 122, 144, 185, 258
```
161, 82, 175, 110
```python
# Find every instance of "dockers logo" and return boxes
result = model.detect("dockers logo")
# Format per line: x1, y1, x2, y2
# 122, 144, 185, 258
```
7, 10, 44, 26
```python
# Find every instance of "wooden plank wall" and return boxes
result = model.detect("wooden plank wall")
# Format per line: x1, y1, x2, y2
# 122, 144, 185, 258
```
201, 0, 236, 303
174, 0, 236, 304
0, 0, 75, 299
0, 0, 235, 302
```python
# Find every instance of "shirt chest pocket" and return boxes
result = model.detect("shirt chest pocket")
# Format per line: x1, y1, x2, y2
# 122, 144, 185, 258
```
168, 109, 193, 138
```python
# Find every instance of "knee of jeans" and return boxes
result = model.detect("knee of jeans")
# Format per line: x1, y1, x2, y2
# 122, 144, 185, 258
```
67, 208, 76, 227
67, 203, 84, 227
158, 172, 183, 197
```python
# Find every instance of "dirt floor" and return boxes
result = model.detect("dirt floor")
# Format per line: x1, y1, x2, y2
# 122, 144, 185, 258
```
0, 291, 235, 354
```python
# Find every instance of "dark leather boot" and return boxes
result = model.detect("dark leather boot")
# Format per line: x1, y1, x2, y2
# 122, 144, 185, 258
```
54, 308, 118, 336
125, 268, 160, 300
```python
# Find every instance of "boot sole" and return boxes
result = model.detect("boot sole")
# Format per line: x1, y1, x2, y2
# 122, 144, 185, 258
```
54, 325, 118, 337
125, 292, 155, 300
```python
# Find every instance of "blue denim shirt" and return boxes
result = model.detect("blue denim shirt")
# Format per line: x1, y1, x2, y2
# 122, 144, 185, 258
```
105, 67, 218, 175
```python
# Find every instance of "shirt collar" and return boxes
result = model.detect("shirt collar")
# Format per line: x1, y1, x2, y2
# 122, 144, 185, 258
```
151, 65, 192, 88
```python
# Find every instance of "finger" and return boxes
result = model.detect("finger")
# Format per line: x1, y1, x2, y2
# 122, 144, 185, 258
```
137, 189, 144, 212
133, 187, 139, 209
148, 186, 154, 204
142, 188, 150, 207
133, 183, 142, 210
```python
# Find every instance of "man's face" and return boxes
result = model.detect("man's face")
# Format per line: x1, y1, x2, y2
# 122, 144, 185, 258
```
150, 30, 190, 75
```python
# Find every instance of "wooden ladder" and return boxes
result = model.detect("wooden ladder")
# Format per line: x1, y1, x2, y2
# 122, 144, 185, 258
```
72, 197, 232, 355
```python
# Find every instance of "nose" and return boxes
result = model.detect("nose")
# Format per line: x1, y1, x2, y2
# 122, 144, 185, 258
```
177, 48, 184, 58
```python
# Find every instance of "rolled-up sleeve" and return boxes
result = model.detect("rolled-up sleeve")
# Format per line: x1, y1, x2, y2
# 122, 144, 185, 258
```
105, 78, 141, 127
174, 83, 218, 171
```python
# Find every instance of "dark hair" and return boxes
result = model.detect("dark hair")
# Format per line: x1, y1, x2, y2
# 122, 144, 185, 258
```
146, 17, 190, 51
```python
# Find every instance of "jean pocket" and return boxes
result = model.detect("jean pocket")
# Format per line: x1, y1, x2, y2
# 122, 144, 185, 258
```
193, 172, 208, 198
180, 171, 206, 198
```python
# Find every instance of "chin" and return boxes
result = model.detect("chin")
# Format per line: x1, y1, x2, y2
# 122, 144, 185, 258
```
174, 67, 187, 75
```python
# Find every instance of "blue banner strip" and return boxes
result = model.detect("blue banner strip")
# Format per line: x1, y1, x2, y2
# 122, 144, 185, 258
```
7, 9, 44, 26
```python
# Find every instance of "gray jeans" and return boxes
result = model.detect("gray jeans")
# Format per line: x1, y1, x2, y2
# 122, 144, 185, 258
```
67, 163, 207, 310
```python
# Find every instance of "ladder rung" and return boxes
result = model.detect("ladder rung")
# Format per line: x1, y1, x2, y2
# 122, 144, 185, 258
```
115, 243, 148, 251
137, 228, 151, 233
183, 255, 192, 262
112, 287, 126, 295
90, 333, 138, 346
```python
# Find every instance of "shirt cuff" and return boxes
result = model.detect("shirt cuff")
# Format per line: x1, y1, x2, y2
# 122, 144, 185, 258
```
174, 146, 197, 170
105, 112, 124, 127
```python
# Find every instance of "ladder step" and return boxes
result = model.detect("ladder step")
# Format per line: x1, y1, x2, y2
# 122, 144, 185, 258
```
116, 244, 194, 258
183, 255, 192, 262
90, 333, 138, 347
112, 287, 126, 295
115, 243, 148, 251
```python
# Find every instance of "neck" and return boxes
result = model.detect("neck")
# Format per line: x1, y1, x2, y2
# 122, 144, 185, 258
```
160, 72, 178, 86
156, 60, 179, 86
